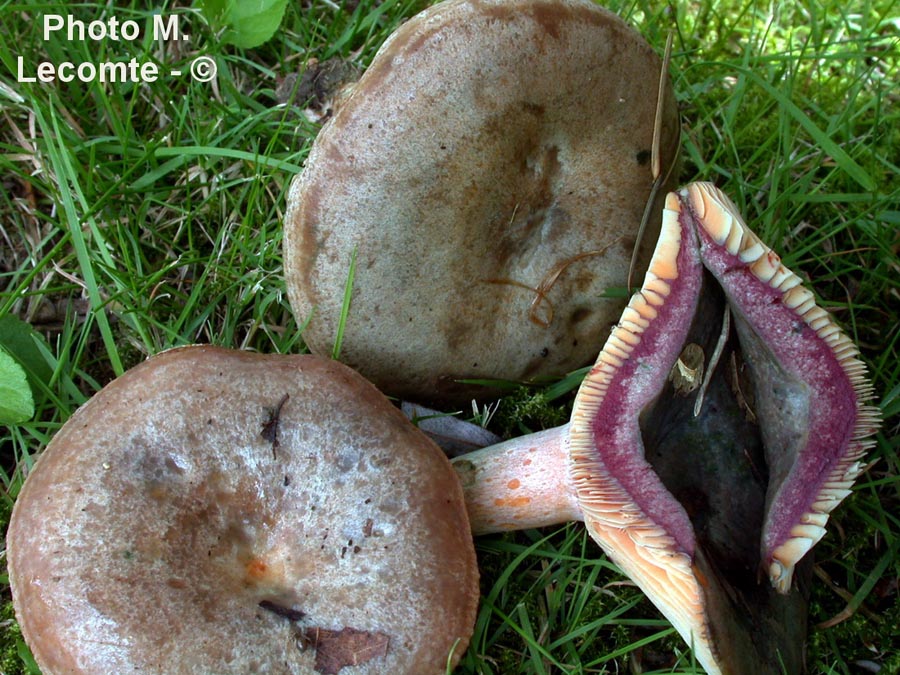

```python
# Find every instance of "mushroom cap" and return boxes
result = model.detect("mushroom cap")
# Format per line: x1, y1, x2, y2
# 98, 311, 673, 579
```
8, 346, 478, 675
569, 183, 879, 674
284, 0, 680, 404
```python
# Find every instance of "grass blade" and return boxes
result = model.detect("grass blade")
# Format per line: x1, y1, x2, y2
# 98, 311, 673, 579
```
332, 247, 358, 361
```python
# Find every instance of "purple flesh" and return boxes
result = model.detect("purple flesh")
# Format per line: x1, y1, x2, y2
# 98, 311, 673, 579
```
573, 183, 871, 673
692, 220, 858, 565
589, 204, 702, 556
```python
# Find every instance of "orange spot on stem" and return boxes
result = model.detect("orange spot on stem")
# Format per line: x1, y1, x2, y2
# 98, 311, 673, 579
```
493, 496, 532, 508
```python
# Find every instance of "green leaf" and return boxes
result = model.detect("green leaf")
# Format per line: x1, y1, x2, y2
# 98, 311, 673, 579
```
0, 348, 34, 425
16, 636, 41, 675
197, 0, 289, 49
0, 314, 53, 387
197, 0, 229, 22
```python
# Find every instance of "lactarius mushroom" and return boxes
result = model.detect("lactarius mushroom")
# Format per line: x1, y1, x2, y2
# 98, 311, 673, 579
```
453, 182, 880, 674
284, 0, 680, 403
7, 346, 478, 675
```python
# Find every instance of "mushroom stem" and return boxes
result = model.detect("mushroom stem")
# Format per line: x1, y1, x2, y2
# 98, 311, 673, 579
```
451, 424, 582, 534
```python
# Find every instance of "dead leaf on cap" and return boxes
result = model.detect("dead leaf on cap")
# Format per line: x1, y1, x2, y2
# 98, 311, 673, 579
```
300, 626, 390, 675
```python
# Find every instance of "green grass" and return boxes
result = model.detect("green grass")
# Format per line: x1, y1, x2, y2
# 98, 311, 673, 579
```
1, 0, 898, 673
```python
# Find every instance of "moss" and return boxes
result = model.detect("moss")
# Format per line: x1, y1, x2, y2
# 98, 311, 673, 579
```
1, 496, 40, 675
1, 498, 23, 675
492, 387, 570, 438
0, 601, 27, 675
806, 494, 900, 672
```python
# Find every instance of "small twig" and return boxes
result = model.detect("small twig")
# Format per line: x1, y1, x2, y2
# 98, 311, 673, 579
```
259, 600, 306, 623
628, 31, 678, 293
694, 305, 730, 417
261, 394, 290, 459
484, 241, 620, 328
813, 564, 880, 628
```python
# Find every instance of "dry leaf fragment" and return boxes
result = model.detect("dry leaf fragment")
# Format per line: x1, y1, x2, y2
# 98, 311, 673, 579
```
300, 626, 390, 675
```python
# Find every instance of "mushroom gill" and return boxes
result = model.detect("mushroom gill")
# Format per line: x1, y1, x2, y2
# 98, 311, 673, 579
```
570, 182, 880, 673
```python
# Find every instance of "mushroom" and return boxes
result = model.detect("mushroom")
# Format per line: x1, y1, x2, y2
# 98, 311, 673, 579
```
451, 182, 880, 674
7, 346, 478, 675
284, 0, 680, 404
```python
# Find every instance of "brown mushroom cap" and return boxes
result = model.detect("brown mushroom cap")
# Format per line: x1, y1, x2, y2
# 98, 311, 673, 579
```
284, 0, 680, 403
8, 346, 478, 675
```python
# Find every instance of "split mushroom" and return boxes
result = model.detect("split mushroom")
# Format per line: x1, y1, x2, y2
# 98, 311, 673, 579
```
284, 0, 680, 403
7, 346, 478, 675
452, 182, 880, 674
